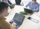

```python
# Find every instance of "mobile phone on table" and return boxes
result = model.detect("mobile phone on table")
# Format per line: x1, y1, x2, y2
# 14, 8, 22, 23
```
28, 17, 39, 23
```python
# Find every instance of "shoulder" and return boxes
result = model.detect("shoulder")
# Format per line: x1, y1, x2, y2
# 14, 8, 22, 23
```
0, 21, 11, 29
29, 1, 32, 3
4, 21, 11, 29
36, 2, 39, 5
28, 1, 32, 4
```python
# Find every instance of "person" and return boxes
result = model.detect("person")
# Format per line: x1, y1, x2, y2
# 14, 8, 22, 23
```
25, 0, 39, 12
15, 0, 23, 6
2, 0, 12, 4
1, 0, 13, 16
0, 2, 16, 29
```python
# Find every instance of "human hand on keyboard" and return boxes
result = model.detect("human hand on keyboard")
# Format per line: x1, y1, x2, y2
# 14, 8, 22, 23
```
12, 23, 17, 27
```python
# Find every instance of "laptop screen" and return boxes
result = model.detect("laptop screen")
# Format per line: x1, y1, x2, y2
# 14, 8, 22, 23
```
13, 13, 25, 22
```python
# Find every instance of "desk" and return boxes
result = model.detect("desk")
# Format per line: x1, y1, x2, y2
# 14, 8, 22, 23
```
6, 5, 32, 22
5, 5, 39, 29
18, 13, 40, 29
6, 5, 25, 22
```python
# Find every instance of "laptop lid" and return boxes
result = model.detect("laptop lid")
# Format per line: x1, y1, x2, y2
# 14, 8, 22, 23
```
24, 8, 33, 14
13, 13, 25, 22
9, 4, 15, 9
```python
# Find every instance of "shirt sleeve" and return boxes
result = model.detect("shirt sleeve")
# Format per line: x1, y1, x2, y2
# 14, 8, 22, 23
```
25, 2, 30, 7
32, 4, 39, 12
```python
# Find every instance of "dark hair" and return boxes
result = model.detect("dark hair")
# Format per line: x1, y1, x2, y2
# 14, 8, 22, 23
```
0, 2, 9, 14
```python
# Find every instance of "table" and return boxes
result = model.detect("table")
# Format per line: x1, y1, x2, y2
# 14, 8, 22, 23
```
6, 5, 31, 22
5, 5, 40, 29
18, 12, 40, 29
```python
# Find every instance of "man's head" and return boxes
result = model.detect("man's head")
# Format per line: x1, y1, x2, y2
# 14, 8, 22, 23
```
32, 0, 36, 4
0, 2, 9, 17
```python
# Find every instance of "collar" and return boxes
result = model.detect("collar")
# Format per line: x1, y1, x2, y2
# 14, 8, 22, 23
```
31, 1, 37, 4
0, 17, 6, 21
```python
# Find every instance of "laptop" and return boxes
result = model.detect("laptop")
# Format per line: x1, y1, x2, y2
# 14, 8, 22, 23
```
24, 8, 33, 14
9, 4, 15, 9
11, 13, 25, 28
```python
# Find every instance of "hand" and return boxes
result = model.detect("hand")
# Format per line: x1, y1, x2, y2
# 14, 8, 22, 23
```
12, 23, 17, 27
29, 8, 32, 10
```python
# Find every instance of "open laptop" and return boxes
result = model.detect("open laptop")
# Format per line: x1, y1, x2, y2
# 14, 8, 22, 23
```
11, 13, 25, 28
24, 8, 33, 14
9, 4, 15, 9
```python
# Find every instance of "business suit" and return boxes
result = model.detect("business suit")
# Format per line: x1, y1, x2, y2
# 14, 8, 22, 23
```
2, 0, 12, 4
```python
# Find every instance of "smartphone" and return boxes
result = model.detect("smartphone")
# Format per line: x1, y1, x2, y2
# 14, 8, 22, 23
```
28, 17, 39, 23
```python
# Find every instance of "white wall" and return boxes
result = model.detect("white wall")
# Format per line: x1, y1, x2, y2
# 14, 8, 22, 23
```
37, 0, 40, 4
10, 0, 31, 6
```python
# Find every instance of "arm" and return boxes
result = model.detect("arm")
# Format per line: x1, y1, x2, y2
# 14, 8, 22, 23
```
9, 21, 16, 29
32, 4, 39, 12
25, 2, 30, 7
8, 0, 12, 4
11, 26, 16, 29
8, 23, 16, 29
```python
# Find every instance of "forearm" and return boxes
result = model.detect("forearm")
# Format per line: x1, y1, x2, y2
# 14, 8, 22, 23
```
10, 23, 16, 29
32, 9, 39, 12
25, 2, 30, 8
